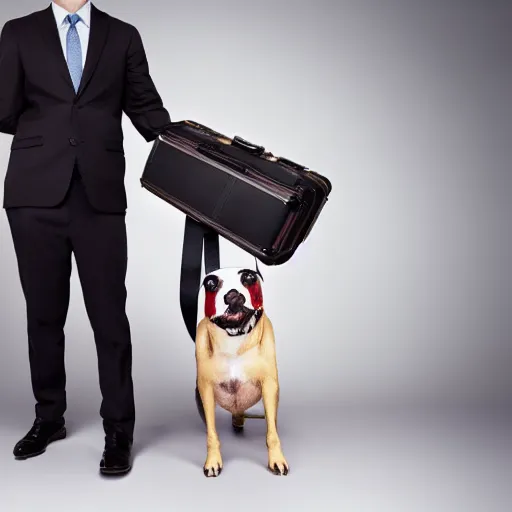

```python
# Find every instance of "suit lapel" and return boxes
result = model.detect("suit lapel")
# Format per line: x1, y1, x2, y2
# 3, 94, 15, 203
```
77, 4, 110, 98
36, 6, 75, 93
35, 4, 110, 98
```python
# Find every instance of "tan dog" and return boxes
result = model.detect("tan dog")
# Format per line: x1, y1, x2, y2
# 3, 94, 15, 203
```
194, 267, 289, 477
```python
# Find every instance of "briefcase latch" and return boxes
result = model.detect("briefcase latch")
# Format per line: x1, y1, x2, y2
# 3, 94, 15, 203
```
232, 135, 265, 156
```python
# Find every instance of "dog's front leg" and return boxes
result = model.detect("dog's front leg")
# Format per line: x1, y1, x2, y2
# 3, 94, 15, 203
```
262, 377, 288, 475
198, 378, 222, 477
260, 318, 289, 476
195, 321, 222, 477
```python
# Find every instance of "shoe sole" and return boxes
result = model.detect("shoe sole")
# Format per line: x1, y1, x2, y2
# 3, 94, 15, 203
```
14, 427, 67, 461
99, 465, 132, 476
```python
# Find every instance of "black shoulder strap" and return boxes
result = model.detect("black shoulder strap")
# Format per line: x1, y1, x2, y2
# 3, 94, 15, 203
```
179, 215, 264, 342
179, 216, 220, 341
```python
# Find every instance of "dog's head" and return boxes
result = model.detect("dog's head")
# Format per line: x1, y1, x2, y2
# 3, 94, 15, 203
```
202, 267, 264, 336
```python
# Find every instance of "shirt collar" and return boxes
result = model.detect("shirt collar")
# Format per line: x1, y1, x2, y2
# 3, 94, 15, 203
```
52, 1, 92, 28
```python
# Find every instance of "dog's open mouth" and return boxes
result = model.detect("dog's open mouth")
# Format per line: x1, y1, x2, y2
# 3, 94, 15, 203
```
212, 307, 262, 336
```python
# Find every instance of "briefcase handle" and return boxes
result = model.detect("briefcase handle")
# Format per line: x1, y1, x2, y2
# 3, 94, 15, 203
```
232, 135, 265, 156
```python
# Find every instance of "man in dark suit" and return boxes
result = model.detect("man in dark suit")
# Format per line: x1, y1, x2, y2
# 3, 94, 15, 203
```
0, 0, 171, 475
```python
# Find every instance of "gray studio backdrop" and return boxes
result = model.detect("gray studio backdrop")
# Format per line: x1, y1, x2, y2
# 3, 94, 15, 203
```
0, 0, 511, 429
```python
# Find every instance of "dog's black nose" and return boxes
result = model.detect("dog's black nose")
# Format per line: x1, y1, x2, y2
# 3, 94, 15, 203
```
224, 289, 245, 312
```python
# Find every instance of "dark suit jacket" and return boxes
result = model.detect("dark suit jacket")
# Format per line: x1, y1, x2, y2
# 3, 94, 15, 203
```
0, 4, 171, 212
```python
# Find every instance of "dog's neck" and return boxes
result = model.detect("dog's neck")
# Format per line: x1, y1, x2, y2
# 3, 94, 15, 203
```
215, 332, 250, 357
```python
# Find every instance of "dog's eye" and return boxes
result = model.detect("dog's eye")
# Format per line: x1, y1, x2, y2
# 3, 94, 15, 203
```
240, 271, 257, 287
203, 275, 220, 292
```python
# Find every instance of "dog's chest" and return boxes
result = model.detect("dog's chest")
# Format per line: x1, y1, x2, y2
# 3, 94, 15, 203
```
212, 334, 262, 413
214, 334, 255, 380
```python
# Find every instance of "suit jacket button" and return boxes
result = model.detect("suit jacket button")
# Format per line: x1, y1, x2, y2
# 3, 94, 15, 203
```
69, 138, 77, 146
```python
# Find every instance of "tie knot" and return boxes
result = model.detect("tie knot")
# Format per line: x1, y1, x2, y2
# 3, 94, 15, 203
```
66, 14, 81, 28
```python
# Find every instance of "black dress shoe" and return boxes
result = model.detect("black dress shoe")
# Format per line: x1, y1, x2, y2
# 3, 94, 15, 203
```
13, 417, 66, 460
99, 431, 132, 476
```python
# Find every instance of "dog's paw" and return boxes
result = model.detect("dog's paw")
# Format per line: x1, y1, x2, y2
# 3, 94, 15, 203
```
268, 450, 289, 476
203, 452, 223, 478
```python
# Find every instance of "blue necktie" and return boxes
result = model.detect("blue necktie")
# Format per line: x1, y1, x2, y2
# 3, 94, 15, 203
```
66, 14, 82, 93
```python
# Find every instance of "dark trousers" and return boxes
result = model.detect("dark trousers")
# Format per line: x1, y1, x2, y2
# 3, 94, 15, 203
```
6, 166, 135, 441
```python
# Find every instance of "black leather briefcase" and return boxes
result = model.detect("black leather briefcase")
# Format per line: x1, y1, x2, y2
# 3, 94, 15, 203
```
141, 120, 332, 264
140, 120, 332, 340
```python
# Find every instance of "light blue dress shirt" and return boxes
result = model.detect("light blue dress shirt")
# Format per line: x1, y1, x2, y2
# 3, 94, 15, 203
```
51, 1, 92, 69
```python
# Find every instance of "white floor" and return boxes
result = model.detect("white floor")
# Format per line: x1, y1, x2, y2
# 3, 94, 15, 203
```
0, 405, 511, 512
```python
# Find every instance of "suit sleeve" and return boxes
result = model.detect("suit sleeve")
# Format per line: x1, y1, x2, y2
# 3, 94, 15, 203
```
122, 26, 172, 142
0, 21, 25, 136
